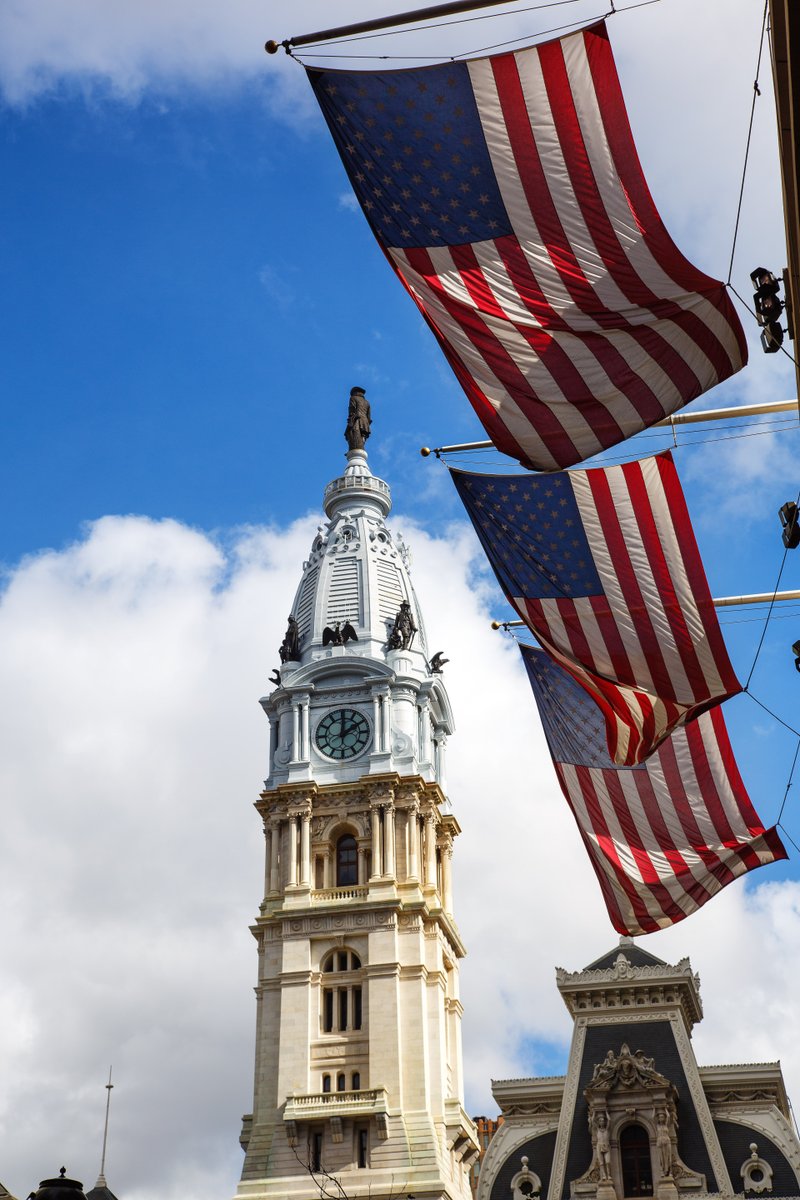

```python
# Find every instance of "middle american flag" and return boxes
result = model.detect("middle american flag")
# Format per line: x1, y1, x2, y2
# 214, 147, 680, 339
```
452, 452, 741, 765
523, 645, 786, 935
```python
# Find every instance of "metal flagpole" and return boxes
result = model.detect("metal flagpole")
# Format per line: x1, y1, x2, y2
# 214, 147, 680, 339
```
265, 0, 527, 55
420, 399, 800, 458
491, 591, 800, 628
95, 1067, 114, 1188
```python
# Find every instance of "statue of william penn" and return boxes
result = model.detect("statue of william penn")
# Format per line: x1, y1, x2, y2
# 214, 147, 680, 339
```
345, 387, 371, 451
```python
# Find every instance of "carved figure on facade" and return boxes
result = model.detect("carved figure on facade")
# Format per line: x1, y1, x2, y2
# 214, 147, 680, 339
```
387, 599, 417, 650
322, 620, 358, 646
279, 615, 302, 663
344, 386, 371, 451
656, 1110, 675, 1178
572, 1045, 705, 1200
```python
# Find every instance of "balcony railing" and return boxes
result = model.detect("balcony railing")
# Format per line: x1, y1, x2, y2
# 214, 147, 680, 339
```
311, 885, 369, 903
284, 1087, 388, 1122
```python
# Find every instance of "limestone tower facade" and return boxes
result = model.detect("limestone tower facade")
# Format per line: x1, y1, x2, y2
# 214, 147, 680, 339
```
236, 397, 478, 1200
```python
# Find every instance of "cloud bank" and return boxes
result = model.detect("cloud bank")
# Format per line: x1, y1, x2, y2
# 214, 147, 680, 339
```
1, 511, 799, 1199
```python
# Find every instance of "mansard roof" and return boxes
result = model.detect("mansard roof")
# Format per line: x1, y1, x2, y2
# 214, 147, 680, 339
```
583, 937, 667, 972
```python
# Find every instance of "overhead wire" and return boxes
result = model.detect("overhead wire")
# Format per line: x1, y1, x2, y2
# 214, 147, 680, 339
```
726, 0, 769, 286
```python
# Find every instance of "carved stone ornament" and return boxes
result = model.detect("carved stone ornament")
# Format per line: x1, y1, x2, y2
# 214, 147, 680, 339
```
741, 1144, 774, 1194
511, 1155, 542, 1199
571, 1046, 705, 1200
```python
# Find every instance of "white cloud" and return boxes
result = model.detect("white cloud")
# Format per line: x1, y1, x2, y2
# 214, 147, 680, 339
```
2, 510, 799, 1198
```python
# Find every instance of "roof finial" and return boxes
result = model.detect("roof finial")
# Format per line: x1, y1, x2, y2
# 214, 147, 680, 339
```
344, 386, 371, 452
95, 1066, 114, 1188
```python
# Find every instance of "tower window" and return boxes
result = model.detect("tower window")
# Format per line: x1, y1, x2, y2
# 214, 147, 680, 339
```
336, 834, 358, 886
620, 1123, 654, 1197
357, 1126, 369, 1169
319, 949, 365, 1034
352, 1071, 361, 1091
337, 1072, 346, 1092
322, 1074, 331, 1093
310, 1130, 323, 1174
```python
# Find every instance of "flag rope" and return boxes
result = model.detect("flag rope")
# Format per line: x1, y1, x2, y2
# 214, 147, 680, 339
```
726, 0, 769, 287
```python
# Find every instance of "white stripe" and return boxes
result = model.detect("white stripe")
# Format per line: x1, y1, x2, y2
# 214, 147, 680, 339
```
561, 33, 742, 374
390, 245, 559, 469
614, 770, 699, 912
558, 762, 642, 929
642, 458, 729, 698
569, 467, 658, 694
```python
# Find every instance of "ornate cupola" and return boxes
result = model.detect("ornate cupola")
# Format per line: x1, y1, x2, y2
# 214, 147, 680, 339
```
236, 389, 477, 1200
264, 392, 453, 794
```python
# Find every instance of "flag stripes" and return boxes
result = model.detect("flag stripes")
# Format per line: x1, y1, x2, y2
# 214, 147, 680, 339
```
308, 23, 747, 471
452, 454, 741, 764
523, 647, 787, 935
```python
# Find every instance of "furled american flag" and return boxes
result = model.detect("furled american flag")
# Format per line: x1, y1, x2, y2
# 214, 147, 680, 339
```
306, 22, 746, 471
523, 645, 786, 935
452, 452, 741, 765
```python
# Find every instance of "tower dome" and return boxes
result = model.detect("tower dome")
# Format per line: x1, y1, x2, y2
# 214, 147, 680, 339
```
263, 407, 453, 792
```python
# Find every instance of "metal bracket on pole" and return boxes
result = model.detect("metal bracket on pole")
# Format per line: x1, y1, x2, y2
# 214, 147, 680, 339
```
266, 0, 525, 55
491, 590, 800, 630
422, 399, 800, 460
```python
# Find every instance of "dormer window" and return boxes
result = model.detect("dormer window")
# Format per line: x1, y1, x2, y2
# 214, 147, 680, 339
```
620, 1124, 654, 1197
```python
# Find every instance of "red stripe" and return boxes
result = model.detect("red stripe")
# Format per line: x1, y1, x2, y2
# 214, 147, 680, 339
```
587, 464, 678, 700
490, 51, 705, 423
655, 731, 738, 884
567, 765, 662, 933
658, 455, 742, 698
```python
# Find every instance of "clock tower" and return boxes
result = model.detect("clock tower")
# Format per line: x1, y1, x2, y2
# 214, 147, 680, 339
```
235, 392, 478, 1200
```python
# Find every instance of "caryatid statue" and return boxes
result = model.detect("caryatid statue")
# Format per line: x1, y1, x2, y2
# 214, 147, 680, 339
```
345, 386, 372, 451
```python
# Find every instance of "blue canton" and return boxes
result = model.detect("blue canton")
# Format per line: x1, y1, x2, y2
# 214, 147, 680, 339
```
308, 61, 512, 249
452, 469, 602, 600
521, 646, 643, 771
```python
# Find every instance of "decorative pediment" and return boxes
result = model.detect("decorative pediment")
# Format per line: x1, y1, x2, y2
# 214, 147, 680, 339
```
587, 1045, 673, 1098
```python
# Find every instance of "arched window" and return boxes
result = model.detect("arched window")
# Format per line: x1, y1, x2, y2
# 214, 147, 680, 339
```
620, 1124, 654, 1197
322, 1074, 331, 1093
352, 1071, 361, 1091
320, 948, 364, 1034
337, 1073, 346, 1092
336, 834, 358, 886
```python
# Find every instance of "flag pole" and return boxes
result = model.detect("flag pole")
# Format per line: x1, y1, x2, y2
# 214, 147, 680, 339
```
491, 590, 800, 628
421, 399, 800, 458
266, 0, 528, 55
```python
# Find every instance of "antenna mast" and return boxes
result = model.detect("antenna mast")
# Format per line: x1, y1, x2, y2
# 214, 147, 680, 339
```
96, 1066, 114, 1187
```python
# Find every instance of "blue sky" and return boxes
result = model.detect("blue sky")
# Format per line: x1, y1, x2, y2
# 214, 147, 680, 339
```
3, 2, 800, 1198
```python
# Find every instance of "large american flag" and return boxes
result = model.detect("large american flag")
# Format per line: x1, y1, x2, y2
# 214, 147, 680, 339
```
307, 23, 746, 471
523, 646, 786, 934
452, 453, 741, 765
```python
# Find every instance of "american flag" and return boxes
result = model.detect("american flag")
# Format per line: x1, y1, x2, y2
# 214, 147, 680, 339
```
306, 22, 746, 471
523, 646, 787, 935
452, 453, 741, 765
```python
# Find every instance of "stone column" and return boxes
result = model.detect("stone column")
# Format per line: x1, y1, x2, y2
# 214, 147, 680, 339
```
442, 841, 454, 912
291, 703, 300, 764
407, 806, 419, 879
424, 813, 437, 888
384, 806, 396, 878
268, 717, 278, 775
382, 692, 392, 753
372, 693, 381, 751
371, 807, 382, 878
300, 699, 310, 762
299, 812, 311, 887
288, 815, 298, 885
269, 820, 280, 893
263, 819, 271, 899
357, 846, 367, 885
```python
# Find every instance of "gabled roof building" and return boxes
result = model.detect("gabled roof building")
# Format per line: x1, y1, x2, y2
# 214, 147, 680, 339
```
477, 940, 800, 1200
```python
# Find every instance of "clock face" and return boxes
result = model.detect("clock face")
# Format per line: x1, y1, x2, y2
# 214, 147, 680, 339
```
315, 708, 371, 761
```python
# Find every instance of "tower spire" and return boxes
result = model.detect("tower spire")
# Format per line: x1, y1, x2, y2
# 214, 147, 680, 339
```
96, 1067, 113, 1188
